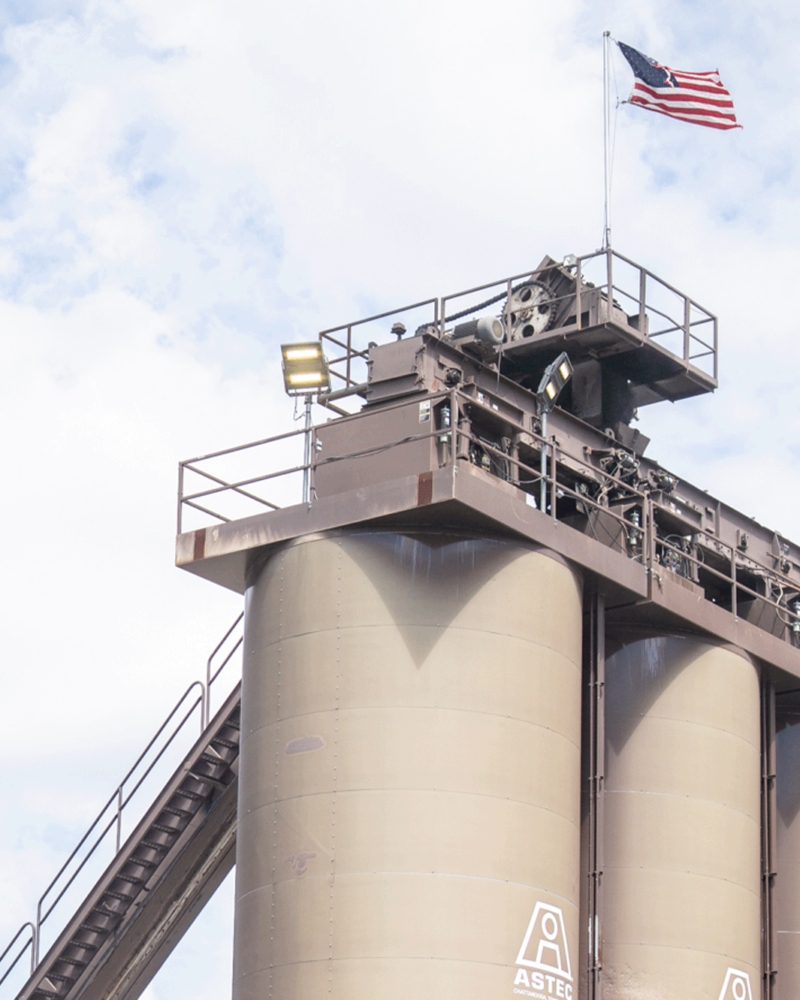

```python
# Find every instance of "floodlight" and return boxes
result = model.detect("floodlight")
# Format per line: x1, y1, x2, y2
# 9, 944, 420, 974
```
281, 341, 330, 396
280, 341, 331, 503
536, 352, 573, 413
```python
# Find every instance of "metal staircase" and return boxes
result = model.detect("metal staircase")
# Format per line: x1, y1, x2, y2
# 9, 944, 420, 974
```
0, 616, 244, 1000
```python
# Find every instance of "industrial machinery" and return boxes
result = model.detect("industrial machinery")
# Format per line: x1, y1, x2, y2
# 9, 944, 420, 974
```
5, 249, 800, 1000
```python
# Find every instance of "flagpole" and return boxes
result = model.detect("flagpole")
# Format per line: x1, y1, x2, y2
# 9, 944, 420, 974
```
603, 30, 612, 250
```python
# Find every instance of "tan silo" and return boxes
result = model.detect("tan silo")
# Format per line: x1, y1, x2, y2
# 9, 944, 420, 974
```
232, 530, 583, 1000
601, 635, 761, 999
776, 714, 800, 993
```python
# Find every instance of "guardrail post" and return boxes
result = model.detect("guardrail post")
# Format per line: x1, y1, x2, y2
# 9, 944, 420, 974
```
116, 787, 123, 852
683, 297, 691, 364
35, 904, 41, 965
449, 389, 458, 470
713, 315, 719, 380
644, 498, 653, 599
302, 394, 313, 504
539, 410, 548, 513
204, 656, 211, 729
638, 267, 646, 333
177, 463, 184, 535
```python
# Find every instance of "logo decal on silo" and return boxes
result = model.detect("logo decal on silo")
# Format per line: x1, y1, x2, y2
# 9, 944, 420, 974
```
717, 968, 753, 1000
512, 902, 573, 999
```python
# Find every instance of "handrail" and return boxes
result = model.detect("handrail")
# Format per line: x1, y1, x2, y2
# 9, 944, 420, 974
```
177, 385, 799, 635
0, 925, 34, 991
177, 388, 455, 532
207, 611, 244, 722
34, 681, 205, 960
0, 614, 244, 982
178, 252, 718, 533
316, 249, 717, 393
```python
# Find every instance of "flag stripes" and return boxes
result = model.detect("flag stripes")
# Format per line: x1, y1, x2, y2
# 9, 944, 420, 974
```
618, 40, 742, 130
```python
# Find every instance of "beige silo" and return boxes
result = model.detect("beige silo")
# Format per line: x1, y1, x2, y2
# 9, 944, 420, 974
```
232, 530, 583, 1000
602, 635, 761, 999
776, 715, 800, 994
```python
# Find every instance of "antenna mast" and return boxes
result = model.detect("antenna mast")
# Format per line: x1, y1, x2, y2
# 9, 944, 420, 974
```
603, 30, 612, 250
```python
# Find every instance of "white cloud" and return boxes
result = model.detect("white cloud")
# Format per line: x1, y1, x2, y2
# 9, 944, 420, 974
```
1, 0, 799, 995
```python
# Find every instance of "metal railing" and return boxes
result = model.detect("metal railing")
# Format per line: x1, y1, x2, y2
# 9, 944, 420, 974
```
178, 427, 307, 532
319, 295, 438, 392
317, 249, 718, 396
0, 614, 244, 993
0, 928, 34, 993
176, 385, 799, 643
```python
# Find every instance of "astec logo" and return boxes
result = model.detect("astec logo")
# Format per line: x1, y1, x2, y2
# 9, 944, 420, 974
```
718, 968, 753, 1000
512, 901, 573, 1000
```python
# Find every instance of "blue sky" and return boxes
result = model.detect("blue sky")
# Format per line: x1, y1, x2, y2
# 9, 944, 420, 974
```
1, 1, 799, 998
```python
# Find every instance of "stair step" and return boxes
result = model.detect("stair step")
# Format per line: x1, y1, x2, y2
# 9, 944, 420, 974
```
82, 911, 120, 933
113, 873, 144, 887
53, 955, 87, 970
128, 851, 160, 868
175, 785, 208, 803
33, 974, 72, 997
68, 935, 100, 951
151, 820, 182, 835
102, 888, 137, 904
212, 735, 239, 750
189, 769, 229, 790
196, 761, 235, 784
140, 833, 174, 850
162, 803, 196, 819
94, 896, 128, 915
155, 808, 189, 825
120, 860, 153, 878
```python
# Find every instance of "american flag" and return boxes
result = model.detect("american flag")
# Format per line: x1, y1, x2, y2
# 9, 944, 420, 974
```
617, 41, 741, 131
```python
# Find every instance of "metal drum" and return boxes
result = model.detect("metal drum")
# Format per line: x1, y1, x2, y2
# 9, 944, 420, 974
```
602, 635, 761, 999
232, 530, 583, 1000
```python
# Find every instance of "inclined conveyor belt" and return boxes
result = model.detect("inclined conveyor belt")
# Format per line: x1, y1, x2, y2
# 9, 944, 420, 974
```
14, 684, 241, 1000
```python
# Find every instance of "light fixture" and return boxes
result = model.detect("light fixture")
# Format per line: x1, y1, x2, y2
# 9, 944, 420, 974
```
281, 341, 331, 396
536, 352, 573, 413
535, 352, 573, 512
280, 341, 331, 504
